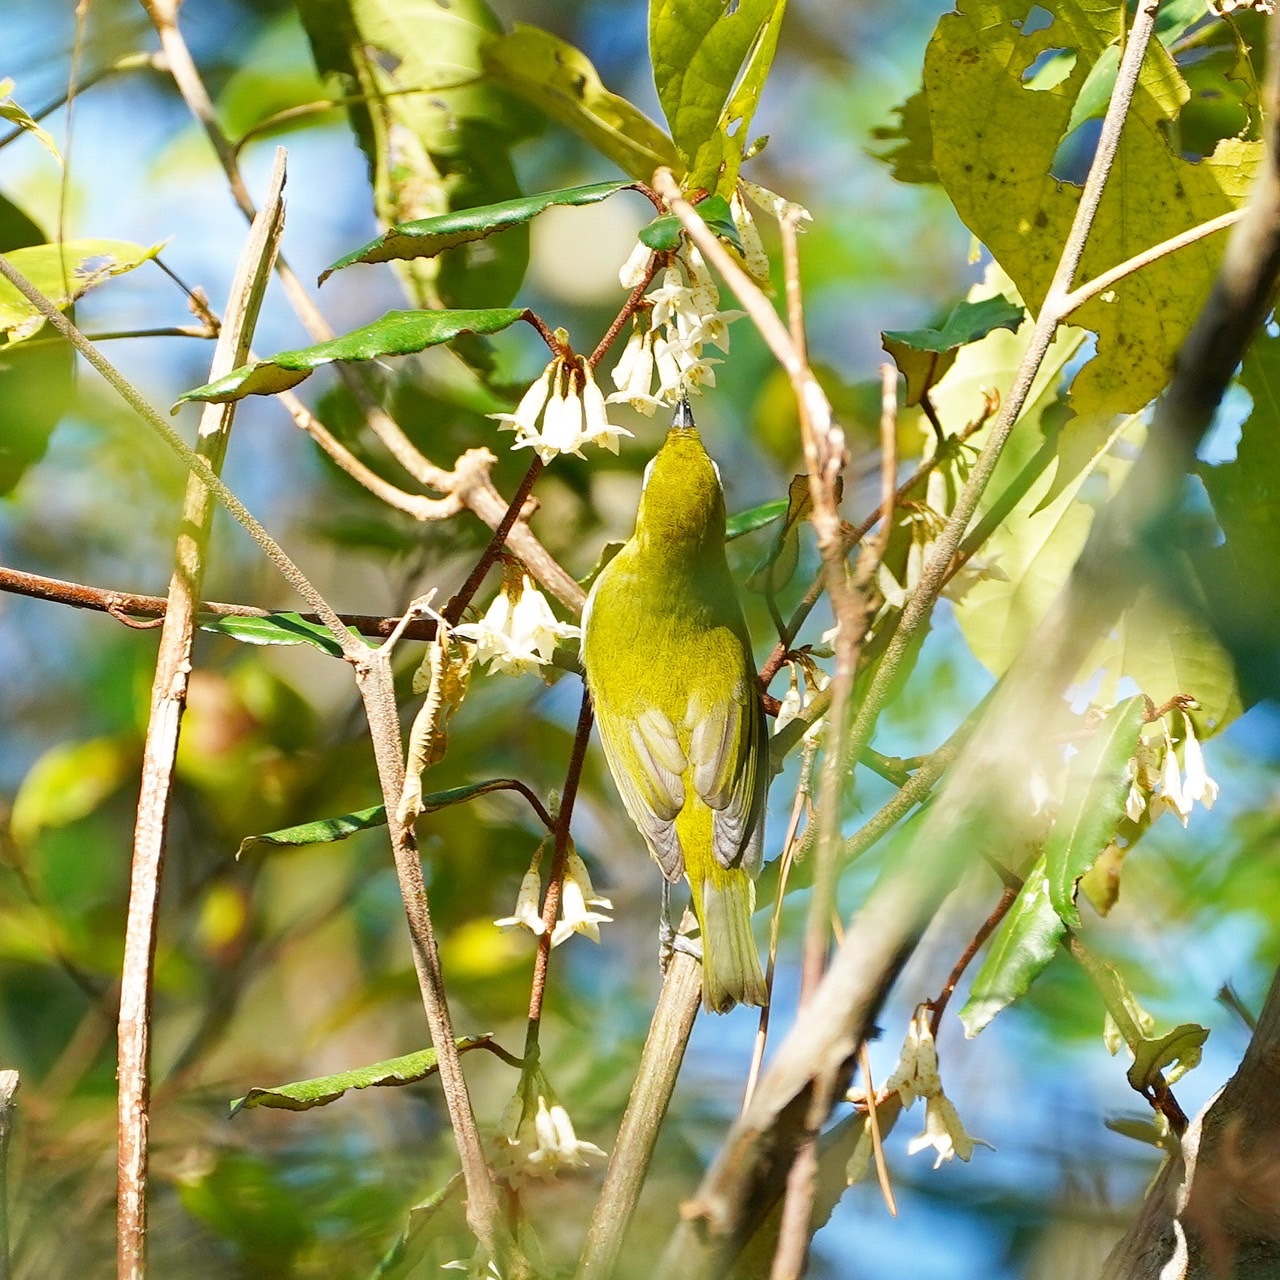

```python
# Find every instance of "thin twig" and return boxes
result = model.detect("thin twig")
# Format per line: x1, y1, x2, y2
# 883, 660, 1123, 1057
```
116, 151, 285, 1280
926, 883, 1020, 1039
857, 1042, 896, 1218
0, 1070, 17, 1280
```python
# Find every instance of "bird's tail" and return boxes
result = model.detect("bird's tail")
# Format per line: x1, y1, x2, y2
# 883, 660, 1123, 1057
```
691, 867, 768, 1013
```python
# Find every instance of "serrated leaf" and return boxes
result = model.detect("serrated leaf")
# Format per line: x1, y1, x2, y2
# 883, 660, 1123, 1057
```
0, 239, 164, 344
1045, 697, 1145, 928
961, 855, 1065, 1036
176, 309, 525, 405
321, 182, 632, 281
924, 0, 1261, 418
651, 0, 788, 195
230, 1036, 492, 1114
201, 612, 376, 658
726, 497, 788, 540
882, 296, 1025, 405
482, 26, 678, 180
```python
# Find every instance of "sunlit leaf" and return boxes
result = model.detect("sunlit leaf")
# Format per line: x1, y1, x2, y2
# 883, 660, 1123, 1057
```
0, 239, 164, 344
924, 0, 1260, 418
482, 26, 678, 180
961, 855, 1064, 1036
650, 0, 788, 195
638, 194, 742, 253
322, 182, 632, 281
0, 79, 62, 167
176, 309, 525, 405
230, 1036, 493, 1114
237, 805, 388, 857
1127, 1022, 1209, 1091
200, 612, 375, 657
1045, 697, 1145, 928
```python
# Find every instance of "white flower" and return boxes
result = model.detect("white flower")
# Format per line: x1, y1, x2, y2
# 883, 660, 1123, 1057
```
454, 573, 580, 676
442, 1253, 502, 1279
578, 359, 632, 452
502, 1095, 607, 1182
1125, 773, 1148, 823
906, 1093, 993, 1169
731, 189, 771, 285
1028, 765, 1056, 819
495, 866, 546, 935
881, 1005, 941, 1108
618, 238, 654, 289
489, 364, 553, 438
491, 359, 629, 463
552, 850, 613, 946
606, 326, 663, 415
1181, 722, 1219, 811
646, 266, 698, 331
1154, 732, 1192, 827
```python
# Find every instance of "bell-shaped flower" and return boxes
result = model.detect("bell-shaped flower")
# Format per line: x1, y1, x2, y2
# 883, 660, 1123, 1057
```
455, 572, 580, 677
494, 866, 546, 935
1181, 722, 1219, 811
489, 364, 553, 439
646, 266, 699, 332
551, 850, 613, 946
618, 238, 654, 289
607, 326, 664, 415
906, 1092, 993, 1169
1154, 735, 1192, 827
731, 189, 772, 285
578, 359, 632, 452
523, 1096, 607, 1178
881, 1004, 941, 1108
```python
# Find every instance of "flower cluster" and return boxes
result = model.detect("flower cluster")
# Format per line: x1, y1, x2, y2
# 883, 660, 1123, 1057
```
607, 248, 742, 413
490, 355, 630, 463
1125, 711, 1218, 828
877, 1005, 993, 1170
454, 570, 580, 678
495, 841, 613, 947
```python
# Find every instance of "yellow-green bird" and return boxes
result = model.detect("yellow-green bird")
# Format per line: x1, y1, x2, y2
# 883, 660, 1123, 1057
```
582, 400, 768, 1013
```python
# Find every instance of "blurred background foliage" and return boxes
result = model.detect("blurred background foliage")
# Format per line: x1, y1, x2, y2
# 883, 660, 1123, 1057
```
1, 1, 1279, 1277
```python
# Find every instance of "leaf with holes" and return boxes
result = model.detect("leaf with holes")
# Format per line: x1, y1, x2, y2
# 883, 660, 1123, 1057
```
651, 0, 788, 195
176, 309, 525, 405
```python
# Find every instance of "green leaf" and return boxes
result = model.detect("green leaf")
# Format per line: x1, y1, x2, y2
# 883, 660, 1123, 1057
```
0, 239, 164, 344
297, 0, 537, 309
651, 0, 788, 194
638, 194, 743, 254
176, 309, 525, 405
727, 497, 788, 540
745, 474, 837, 595
923, 0, 1260, 418
961, 855, 1065, 1036
1045, 697, 1145, 928
882, 295, 1024, 405
230, 1037, 492, 1114
1127, 1022, 1209, 1091
237, 806, 388, 857
322, 182, 632, 281
482, 25, 679, 180
11, 736, 133, 847
0, 79, 62, 167
201, 612, 376, 658
237, 778, 551, 857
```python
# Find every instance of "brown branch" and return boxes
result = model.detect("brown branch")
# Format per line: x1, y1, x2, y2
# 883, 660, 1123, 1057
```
116, 152, 285, 1280
927, 884, 1020, 1039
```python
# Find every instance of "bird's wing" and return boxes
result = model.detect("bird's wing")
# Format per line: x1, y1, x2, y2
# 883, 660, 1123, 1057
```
686, 676, 767, 875
596, 703, 687, 881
